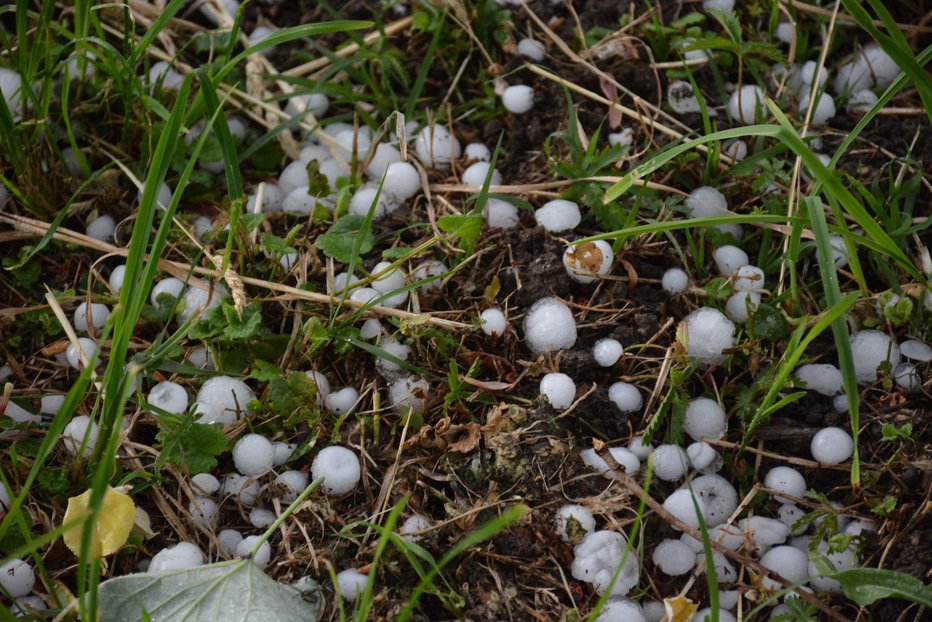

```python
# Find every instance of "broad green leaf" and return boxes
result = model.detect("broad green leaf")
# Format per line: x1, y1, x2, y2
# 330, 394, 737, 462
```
97, 560, 323, 622
317, 214, 374, 264
156, 423, 229, 474
438, 214, 482, 244
811, 556, 932, 608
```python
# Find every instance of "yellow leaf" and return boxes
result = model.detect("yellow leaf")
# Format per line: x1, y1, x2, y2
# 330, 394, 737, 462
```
663, 594, 698, 622
62, 486, 136, 558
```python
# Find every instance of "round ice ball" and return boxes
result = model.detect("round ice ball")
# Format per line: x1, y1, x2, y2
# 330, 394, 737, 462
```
760, 545, 809, 590
233, 434, 274, 476
608, 382, 642, 413
383, 161, 421, 201
581, 446, 641, 478
593, 338, 623, 367
62, 415, 99, 456
349, 186, 393, 219
534, 199, 581, 232
196, 376, 255, 422
66, 337, 99, 369
862, 44, 900, 89
555, 504, 596, 544
662, 489, 705, 531
652, 444, 689, 481
463, 142, 491, 162
414, 124, 461, 169
0, 559, 35, 598
311, 446, 361, 496
794, 363, 843, 396
523, 297, 577, 355
653, 539, 696, 576
502, 85, 534, 114
572, 530, 640, 597
540, 373, 576, 410
483, 197, 520, 229
86, 215, 116, 241
191, 473, 220, 496
850, 330, 900, 384
388, 375, 430, 414
627, 436, 653, 460
335, 568, 368, 602
714, 246, 750, 275
236, 536, 271, 568
810, 427, 853, 464
109, 265, 127, 293
798, 87, 836, 125
687, 442, 722, 473
325, 387, 359, 415
0, 68, 25, 118
517, 38, 545, 61
148, 381, 188, 415
563, 240, 614, 283
217, 529, 243, 557
400, 514, 431, 542
149, 542, 204, 572
662, 267, 689, 294
222, 474, 259, 507
724, 290, 760, 324
462, 161, 502, 187
683, 307, 735, 365
683, 397, 727, 442
179, 282, 227, 323
734, 265, 765, 292
764, 466, 806, 502
274, 470, 309, 503
480, 308, 507, 336
728, 85, 766, 124
189, 496, 219, 528
74, 302, 110, 332
900, 339, 932, 362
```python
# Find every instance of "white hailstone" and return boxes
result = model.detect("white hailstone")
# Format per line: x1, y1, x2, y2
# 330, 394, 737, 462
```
325, 387, 359, 415
534, 199, 581, 232
608, 382, 643, 413
808, 539, 857, 592
642, 601, 666, 622
279, 250, 298, 273
0, 559, 35, 598
179, 282, 227, 323
683, 308, 735, 365
703, 0, 734, 11
0, 68, 25, 118
247, 25, 278, 56
593, 338, 623, 367
65, 337, 99, 369
311, 445, 361, 495
760, 545, 809, 590
249, 507, 276, 529
517, 38, 546, 61
192, 401, 225, 426
894, 363, 920, 391
844, 520, 877, 537
217, 529, 243, 557
797, 86, 836, 125
185, 347, 210, 369
375, 336, 411, 378
382, 161, 421, 201
661, 267, 689, 294
596, 599, 646, 622
73, 302, 110, 333
502, 84, 534, 114
192, 216, 214, 239
62, 415, 99, 456
627, 436, 653, 460
285, 92, 329, 119
389, 375, 430, 414
572, 530, 640, 597
687, 442, 722, 473
734, 265, 765, 292
348, 186, 393, 219
275, 470, 309, 503
847, 88, 878, 111
653, 539, 696, 576
608, 129, 634, 147
795, 363, 843, 396
580, 447, 641, 477
725, 290, 761, 324
777, 504, 807, 535
833, 57, 873, 95
150, 277, 185, 306
196, 376, 255, 422
333, 129, 372, 161
149, 542, 204, 572
222, 474, 259, 507
85, 215, 115, 242
689, 474, 738, 526
714, 246, 750, 275
109, 265, 126, 293
281, 187, 318, 214
480, 308, 507, 336
400, 515, 431, 542
540, 373, 576, 410
740, 516, 790, 551
189, 496, 219, 528
695, 609, 737, 622
684, 397, 728, 442
810, 427, 853, 465
833, 393, 850, 413
698, 551, 738, 583
483, 197, 520, 229
359, 318, 382, 341
233, 434, 274, 476
411, 259, 448, 296
0, 482, 8, 517
563, 240, 614, 283
523, 297, 577, 354
236, 536, 271, 568
191, 473, 221, 496
363, 143, 401, 180
371, 261, 407, 298
862, 44, 900, 88
667, 81, 702, 114
4, 400, 40, 424
40, 394, 65, 415
271, 442, 295, 467
555, 504, 596, 543
703, 524, 744, 551
462, 162, 502, 187
148, 381, 188, 415
335, 568, 368, 602
652, 445, 689, 482
414, 124, 461, 169
147, 61, 184, 91
850, 329, 900, 384
788, 61, 829, 93
12, 595, 46, 617
724, 140, 748, 161
765, 466, 806, 502
685, 186, 742, 239
728, 85, 766, 124
775, 22, 795, 44
663, 489, 705, 530
278, 161, 310, 196
464, 142, 491, 162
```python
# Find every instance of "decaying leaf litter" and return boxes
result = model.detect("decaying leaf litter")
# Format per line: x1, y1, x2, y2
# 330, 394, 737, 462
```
1, 0, 931, 620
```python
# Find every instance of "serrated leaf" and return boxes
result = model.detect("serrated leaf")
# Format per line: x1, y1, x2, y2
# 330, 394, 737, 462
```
249, 359, 282, 382
63, 486, 136, 558
317, 214, 374, 264
222, 303, 263, 341
438, 214, 482, 244
811, 554, 932, 608
156, 423, 229, 474
97, 560, 323, 622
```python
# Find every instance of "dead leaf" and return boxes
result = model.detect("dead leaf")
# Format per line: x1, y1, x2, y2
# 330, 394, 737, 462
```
446, 422, 481, 453
663, 594, 698, 622
63, 486, 136, 558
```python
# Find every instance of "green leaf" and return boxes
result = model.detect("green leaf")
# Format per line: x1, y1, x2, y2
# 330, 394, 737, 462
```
222, 303, 264, 341
438, 214, 482, 244
810, 555, 932, 609
156, 423, 229, 474
249, 359, 282, 382
317, 214, 374, 264
97, 559, 323, 622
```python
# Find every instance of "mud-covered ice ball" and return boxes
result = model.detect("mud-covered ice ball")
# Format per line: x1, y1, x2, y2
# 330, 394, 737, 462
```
683, 397, 727, 441
555, 504, 596, 543
233, 434, 273, 476
728, 85, 766, 124
523, 297, 577, 354
850, 330, 900, 384
311, 446, 361, 496
540, 373, 576, 410
683, 307, 735, 365
572, 530, 640, 597
534, 199, 581, 232
563, 240, 614, 283
811, 427, 853, 464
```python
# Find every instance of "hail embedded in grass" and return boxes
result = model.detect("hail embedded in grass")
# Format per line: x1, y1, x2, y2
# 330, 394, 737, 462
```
279, 250, 299, 272
687, 442, 722, 473
797, 86, 836, 125
734, 265, 765, 292
479, 308, 507, 336
787, 61, 829, 93
846, 88, 879, 112
661, 267, 689, 294
375, 336, 411, 378
389, 375, 430, 414
580, 447, 641, 478
555, 504, 596, 544
188, 496, 219, 528
325, 387, 359, 415
311, 445, 361, 496
108, 264, 126, 293
410, 259, 447, 297
380, 161, 421, 203
775, 21, 795, 43
414, 123, 461, 169
572, 530, 640, 597
483, 197, 520, 229
739, 516, 790, 554
663, 489, 705, 530
724, 140, 748, 161
759, 545, 809, 590
371, 261, 408, 307
523, 297, 577, 354
677, 38, 712, 62
285, 91, 329, 119
40, 394, 64, 415
3, 398, 42, 423
683, 307, 736, 365
196, 376, 255, 424
236, 535, 271, 568
653, 539, 696, 576
834, 44, 900, 95
608, 382, 643, 413
810, 426, 853, 464
233, 434, 274, 476
695, 608, 737, 622
281, 187, 320, 214
685, 475, 739, 527
776, 503, 807, 535
273, 470, 308, 503
248, 507, 276, 529
540, 373, 576, 410
358, 319, 383, 342
271, 442, 295, 467
149, 542, 204, 572
462, 161, 502, 187
349, 186, 392, 219
728, 85, 765, 125
764, 466, 806, 502
222, 474, 259, 507
217, 529, 243, 558
71, 302, 109, 334
593, 338, 623, 367
0, 68, 25, 118
685, 524, 741, 552
703, 0, 735, 11
400, 514, 431, 542
64, 337, 100, 369
191, 473, 220, 496
501, 84, 534, 114
668, 81, 702, 114
595, 598, 646, 622
534, 199, 581, 232
305, 371, 331, 405
247, 182, 284, 212
684, 185, 742, 239
362, 142, 401, 179
713, 246, 750, 276
61, 415, 99, 456
150, 277, 185, 307
335, 568, 369, 602
516, 37, 546, 61
608, 129, 634, 147
683, 397, 728, 442
849, 329, 900, 384
85, 214, 115, 242
894, 363, 920, 391
844, 519, 877, 537
146, 60, 184, 92
642, 601, 666, 622
464, 142, 491, 162
563, 241, 614, 283
0, 559, 35, 600
179, 282, 227, 323
627, 436, 653, 460
725, 290, 761, 324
